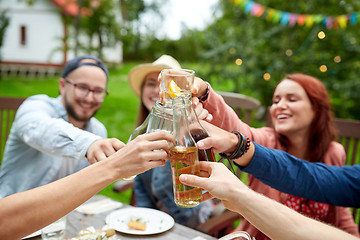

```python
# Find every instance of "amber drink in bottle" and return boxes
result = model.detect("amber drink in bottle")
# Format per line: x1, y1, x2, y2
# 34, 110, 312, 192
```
190, 128, 216, 162
184, 94, 216, 162
170, 96, 202, 208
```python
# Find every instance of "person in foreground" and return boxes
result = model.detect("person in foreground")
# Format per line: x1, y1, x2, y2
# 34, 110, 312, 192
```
196, 120, 360, 207
0, 55, 123, 198
178, 123, 359, 239
192, 73, 358, 237
179, 161, 359, 240
0, 131, 174, 240
127, 55, 213, 227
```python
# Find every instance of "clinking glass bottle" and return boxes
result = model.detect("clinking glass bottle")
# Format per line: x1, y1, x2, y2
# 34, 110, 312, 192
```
125, 101, 173, 180
170, 96, 202, 208
128, 101, 173, 143
127, 113, 150, 142
183, 94, 216, 162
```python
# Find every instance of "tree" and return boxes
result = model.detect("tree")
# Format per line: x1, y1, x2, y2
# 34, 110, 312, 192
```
192, 0, 360, 120
0, 10, 10, 62
65, 0, 164, 60
118, 0, 165, 59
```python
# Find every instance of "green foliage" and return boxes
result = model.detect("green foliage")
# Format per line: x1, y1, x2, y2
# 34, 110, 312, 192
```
135, 0, 360, 120
196, 0, 360, 120
119, 0, 165, 60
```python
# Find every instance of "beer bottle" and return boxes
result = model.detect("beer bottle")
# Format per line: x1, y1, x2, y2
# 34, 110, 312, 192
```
183, 94, 216, 162
127, 114, 149, 142
170, 96, 202, 208
128, 101, 173, 142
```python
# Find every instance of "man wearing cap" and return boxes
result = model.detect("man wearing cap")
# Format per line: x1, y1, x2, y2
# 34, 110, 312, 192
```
0, 55, 124, 198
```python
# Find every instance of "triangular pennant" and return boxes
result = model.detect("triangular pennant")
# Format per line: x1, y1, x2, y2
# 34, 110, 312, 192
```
233, 0, 359, 29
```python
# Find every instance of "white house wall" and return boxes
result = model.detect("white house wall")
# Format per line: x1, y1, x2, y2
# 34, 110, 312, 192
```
1, 0, 65, 65
1, 0, 122, 65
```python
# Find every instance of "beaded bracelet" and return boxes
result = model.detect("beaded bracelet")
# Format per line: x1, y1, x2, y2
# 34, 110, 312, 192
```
198, 82, 210, 102
219, 131, 250, 160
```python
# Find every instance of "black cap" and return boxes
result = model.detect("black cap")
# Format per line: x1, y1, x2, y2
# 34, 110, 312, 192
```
62, 55, 109, 80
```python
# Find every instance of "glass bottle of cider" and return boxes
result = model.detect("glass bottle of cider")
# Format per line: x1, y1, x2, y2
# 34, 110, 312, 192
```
170, 96, 202, 208
184, 94, 216, 162
127, 114, 150, 142
126, 101, 173, 180
128, 101, 173, 142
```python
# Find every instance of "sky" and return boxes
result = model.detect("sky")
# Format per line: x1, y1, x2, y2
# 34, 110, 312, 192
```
142, 0, 219, 40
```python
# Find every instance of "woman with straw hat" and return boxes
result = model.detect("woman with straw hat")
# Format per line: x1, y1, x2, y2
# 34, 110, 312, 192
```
127, 55, 214, 227
128, 55, 181, 126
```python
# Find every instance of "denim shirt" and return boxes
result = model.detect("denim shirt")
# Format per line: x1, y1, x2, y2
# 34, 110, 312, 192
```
0, 94, 107, 198
239, 143, 360, 208
134, 160, 213, 227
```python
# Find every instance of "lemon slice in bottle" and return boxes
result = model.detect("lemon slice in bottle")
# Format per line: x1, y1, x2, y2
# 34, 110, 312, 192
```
168, 80, 182, 98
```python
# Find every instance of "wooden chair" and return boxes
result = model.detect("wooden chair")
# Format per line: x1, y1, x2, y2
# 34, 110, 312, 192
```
217, 91, 261, 124
333, 118, 360, 165
216, 91, 261, 183
0, 97, 26, 162
333, 118, 360, 231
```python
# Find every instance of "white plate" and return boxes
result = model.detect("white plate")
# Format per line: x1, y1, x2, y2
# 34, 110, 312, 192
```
105, 207, 175, 235
22, 230, 41, 239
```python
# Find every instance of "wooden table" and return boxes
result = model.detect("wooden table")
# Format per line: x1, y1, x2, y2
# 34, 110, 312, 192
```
31, 195, 217, 240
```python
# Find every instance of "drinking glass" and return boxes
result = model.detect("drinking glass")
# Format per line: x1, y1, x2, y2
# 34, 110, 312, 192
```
160, 69, 195, 104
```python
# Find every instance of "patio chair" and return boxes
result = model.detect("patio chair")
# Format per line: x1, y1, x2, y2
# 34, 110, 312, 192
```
216, 91, 261, 182
0, 97, 26, 162
333, 118, 360, 231
216, 91, 261, 124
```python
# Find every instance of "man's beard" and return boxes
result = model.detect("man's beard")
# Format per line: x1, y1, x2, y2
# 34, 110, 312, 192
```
65, 99, 98, 122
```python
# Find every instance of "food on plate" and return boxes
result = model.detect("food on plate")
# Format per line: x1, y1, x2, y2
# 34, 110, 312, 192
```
63, 228, 116, 240
127, 219, 146, 231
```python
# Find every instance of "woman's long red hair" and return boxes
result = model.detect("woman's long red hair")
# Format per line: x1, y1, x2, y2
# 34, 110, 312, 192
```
278, 73, 335, 163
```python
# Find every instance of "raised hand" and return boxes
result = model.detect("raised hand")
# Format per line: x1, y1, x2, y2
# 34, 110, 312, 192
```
179, 161, 246, 213
196, 120, 238, 154
191, 77, 208, 98
192, 97, 213, 121
107, 131, 175, 179
86, 138, 125, 164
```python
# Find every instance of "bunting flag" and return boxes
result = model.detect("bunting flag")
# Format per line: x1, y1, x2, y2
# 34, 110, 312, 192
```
232, 0, 359, 29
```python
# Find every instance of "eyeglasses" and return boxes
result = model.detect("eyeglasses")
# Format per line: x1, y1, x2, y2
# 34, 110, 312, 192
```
65, 78, 109, 102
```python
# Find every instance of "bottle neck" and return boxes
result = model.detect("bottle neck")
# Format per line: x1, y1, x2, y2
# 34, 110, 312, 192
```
152, 101, 173, 120
172, 98, 196, 147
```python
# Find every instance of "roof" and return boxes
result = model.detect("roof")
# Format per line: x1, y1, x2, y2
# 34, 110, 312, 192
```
50, 0, 94, 16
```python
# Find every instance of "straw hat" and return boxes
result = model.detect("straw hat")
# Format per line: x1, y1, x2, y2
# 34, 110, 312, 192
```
128, 55, 181, 97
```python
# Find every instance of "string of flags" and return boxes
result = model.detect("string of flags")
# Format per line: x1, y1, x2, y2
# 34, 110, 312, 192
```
232, 0, 359, 29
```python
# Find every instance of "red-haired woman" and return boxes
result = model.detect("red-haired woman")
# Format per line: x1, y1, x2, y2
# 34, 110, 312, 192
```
194, 73, 359, 239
